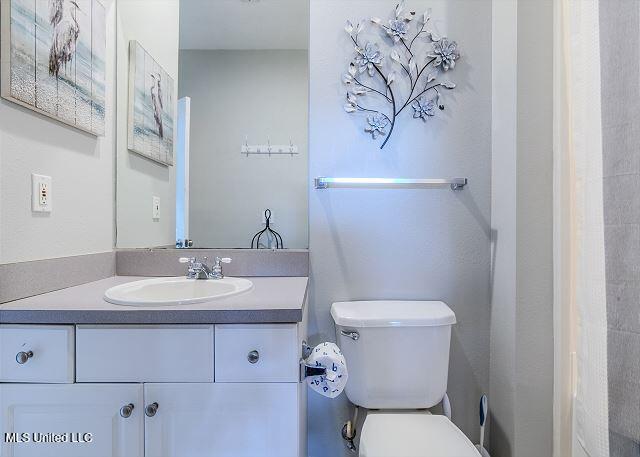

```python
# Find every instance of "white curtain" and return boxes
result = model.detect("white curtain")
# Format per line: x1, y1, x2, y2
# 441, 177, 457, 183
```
554, 0, 609, 456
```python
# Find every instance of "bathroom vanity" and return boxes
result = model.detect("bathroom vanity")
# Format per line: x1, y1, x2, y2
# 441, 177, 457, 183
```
0, 276, 309, 457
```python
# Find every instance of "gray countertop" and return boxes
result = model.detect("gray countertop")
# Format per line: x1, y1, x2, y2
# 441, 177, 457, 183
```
0, 276, 308, 324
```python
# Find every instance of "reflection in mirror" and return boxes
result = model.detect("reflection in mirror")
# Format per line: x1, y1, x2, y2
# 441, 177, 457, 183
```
117, 0, 309, 250
184, 0, 311, 251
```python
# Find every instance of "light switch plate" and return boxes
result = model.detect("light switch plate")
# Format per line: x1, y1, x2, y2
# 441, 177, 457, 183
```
152, 196, 160, 220
32, 174, 52, 213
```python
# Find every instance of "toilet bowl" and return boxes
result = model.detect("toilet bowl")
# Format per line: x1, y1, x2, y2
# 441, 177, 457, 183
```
331, 301, 480, 457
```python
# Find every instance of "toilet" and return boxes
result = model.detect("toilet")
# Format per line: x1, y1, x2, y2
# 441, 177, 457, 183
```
332, 300, 481, 457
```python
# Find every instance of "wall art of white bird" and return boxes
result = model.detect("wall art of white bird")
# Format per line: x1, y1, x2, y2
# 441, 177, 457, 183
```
150, 73, 164, 139
48, 0, 81, 78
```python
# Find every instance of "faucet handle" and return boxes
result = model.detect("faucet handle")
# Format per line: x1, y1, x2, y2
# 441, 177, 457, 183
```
180, 257, 199, 279
210, 257, 232, 279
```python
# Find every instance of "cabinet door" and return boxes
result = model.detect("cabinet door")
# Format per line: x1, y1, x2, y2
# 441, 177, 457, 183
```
144, 383, 300, 457
0, 384, 143, 457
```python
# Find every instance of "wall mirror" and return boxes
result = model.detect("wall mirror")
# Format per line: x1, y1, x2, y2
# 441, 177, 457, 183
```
116, 0, 309, 250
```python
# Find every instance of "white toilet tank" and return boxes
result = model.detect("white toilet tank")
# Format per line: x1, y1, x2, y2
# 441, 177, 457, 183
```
331, 301, 456, 409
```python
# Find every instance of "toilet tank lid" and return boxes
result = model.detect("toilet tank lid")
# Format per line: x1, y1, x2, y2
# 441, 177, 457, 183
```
331, 301, 456, 328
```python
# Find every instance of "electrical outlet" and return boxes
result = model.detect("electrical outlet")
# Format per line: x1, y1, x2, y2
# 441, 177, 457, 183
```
31, 174, 52, 213
152, 196, 161, 220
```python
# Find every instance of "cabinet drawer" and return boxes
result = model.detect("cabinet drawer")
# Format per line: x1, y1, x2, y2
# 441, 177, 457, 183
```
76, 325, 213, 382
0, 325, 74, 383
215, 324, 299, 382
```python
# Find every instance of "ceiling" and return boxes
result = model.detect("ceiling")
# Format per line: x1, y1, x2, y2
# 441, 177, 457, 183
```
179, 0, 309, 50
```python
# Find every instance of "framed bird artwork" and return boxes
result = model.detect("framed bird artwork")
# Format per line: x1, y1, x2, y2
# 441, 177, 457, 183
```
0, 0, 107, 135
127, 40, 175, 166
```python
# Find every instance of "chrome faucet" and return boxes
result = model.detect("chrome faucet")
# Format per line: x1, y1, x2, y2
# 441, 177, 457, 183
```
179, 257, 211, 279
179, 256, 231, 280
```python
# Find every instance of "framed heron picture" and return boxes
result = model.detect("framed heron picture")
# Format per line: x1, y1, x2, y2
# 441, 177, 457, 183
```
0, 0, 106, 135
127, 40, 174, 166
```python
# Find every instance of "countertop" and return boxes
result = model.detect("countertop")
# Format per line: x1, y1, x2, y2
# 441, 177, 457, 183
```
0, 276, 308, 324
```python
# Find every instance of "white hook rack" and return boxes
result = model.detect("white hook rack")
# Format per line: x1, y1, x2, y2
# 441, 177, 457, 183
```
241, 136, 299, 156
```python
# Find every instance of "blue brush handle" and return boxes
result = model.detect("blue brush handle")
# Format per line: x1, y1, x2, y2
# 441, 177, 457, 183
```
479, 395, 487, 426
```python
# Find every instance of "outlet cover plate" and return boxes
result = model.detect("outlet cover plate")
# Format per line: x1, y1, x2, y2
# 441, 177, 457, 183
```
32, 174, 52, 213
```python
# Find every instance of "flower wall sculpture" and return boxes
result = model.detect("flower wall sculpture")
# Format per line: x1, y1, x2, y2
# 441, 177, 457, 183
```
343, 1, 461, 149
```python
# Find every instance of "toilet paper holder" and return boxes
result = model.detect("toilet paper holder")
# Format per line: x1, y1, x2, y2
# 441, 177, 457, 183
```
301, 341, 327, 378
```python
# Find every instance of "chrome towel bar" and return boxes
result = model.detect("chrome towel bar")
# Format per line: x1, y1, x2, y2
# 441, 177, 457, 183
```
314, 177, 468, 191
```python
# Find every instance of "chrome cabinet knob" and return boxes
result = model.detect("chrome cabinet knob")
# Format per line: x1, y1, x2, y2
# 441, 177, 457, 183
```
15, 351, 33, 364
120, 403, 134, 418
247, 350, 260, 364
145, 402, 159, 417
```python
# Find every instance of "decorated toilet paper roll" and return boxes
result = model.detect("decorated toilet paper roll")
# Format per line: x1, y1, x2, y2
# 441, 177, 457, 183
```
306, 342, 348, 399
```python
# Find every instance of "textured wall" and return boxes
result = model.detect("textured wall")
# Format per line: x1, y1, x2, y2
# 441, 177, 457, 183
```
179, 50, 309, 249
600, 0, 640, 454
0, 0, 116, 264
489, 1, 554, 456
513, 1, 554, 455
116, 0, 180, 248
308, 1, 492, 455
489, 0, 517, 454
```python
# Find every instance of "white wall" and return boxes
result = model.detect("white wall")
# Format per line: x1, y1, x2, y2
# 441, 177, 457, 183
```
179, 50, 309, 249
513, 1, 554, 455
489, 0, 554, 456
0, 0, 116, 264
116, 0, 180, 248
308, 1, 492, 455
489, 0, 517, 454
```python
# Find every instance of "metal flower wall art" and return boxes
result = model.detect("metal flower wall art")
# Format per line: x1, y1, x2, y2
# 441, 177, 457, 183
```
342, 2, 460, 149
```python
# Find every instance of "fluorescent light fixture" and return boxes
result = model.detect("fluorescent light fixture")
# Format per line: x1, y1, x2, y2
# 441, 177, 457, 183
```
314, 177, 468, 190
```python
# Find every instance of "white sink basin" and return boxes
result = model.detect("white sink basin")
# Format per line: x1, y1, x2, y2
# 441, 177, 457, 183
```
104, 277, 254, 306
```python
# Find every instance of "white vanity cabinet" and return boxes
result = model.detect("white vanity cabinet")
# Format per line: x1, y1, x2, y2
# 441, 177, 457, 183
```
0, 383, 144, 457
0, 321, 308, 457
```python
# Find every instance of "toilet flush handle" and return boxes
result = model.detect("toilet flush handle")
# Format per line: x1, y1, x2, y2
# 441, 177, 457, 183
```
340, 330, 359, 341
